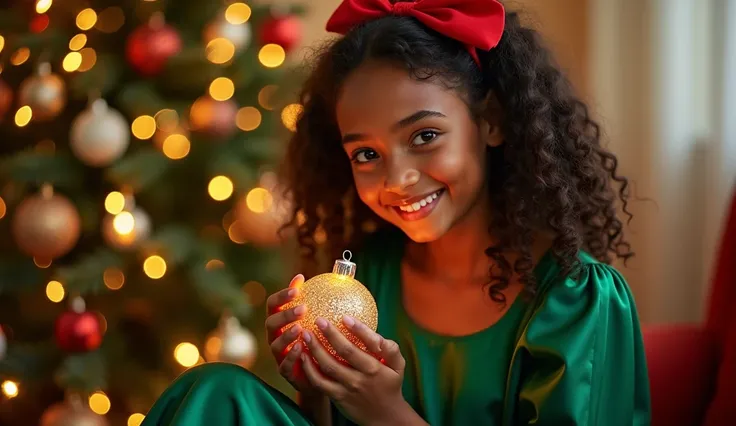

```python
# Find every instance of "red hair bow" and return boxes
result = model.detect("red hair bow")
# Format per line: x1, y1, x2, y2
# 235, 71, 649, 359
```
325, 0, 506, 67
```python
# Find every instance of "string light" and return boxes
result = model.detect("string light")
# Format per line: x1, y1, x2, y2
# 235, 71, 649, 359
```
103, 267, 125, 290
69, 34, 87, 51
208, 176, 234, 201
128, 413, 146, 426
96, 7, 125, 33
33, 257, 52, 268
205, 259, 224, 270
225, 3, 252, 24
174, 342, 199, 367
143, 255, 166, 279
76, 8, 97, 30
88, 391, 111, 415
155, 109, 179, 132
78, 47, 97, 71
209, 77, 234, 101
258, 44, 286, 68
0, 196, 5, 219
161, 134, 190, 160
206, 38, 235, 65
236, 107, 262, 131
245, 187, 272, 213
105, 191, 126, 214
113, 211, 135, 235
281, 103, 303, 132
243, 281, 267, 306
46, 280, 65, 303
1, 381, 18, 398
228, 222, 247, 244
15, 106, 32, 127
0, 36, 5, 53
10, 47, 30, 66
36, 0, 52, 14
258, 85, 278, 111
62, 51, 82, 72
131, 115, 156, 140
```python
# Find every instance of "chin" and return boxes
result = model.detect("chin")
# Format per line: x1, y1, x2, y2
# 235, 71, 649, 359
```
398, 224, 448, 243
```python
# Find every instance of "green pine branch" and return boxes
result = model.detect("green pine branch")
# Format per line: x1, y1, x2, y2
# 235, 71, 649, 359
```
105, 147, 172, 192
55, 248, 124, 295
0, 150, 85, 190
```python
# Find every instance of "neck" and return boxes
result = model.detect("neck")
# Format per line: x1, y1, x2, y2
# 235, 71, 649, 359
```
405, 192, 495, 285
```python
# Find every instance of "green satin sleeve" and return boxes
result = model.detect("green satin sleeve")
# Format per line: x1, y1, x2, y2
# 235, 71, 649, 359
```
505, 261, 651, 425
141, 363, 314, 426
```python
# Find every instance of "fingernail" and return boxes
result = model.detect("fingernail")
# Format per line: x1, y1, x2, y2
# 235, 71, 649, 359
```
290, 325, 302, 336
342, 315, 355, 327
288, 288, 297, 297
302, 331, 312, 343
293, 342, 302, 352
294, 305, 306, 315
301, 353, 307, 363
315, 318, 328, 330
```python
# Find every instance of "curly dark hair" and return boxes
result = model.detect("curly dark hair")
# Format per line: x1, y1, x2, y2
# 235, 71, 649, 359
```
280, 6, 633, 303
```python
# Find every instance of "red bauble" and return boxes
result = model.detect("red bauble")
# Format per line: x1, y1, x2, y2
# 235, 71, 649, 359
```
259, 15, 302, 53
55, 298, 102, 352
126, 18, 182, 77
0, 79, 11, 121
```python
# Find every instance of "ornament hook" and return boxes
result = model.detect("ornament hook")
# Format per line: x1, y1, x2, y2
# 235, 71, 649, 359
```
343, 250, 352, 262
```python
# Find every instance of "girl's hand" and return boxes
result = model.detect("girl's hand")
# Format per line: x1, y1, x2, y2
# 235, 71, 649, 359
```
265, 274, 319, 396
300, 316, 425, 426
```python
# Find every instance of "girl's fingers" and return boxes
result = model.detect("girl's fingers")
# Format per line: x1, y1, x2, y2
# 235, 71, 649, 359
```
301, 352, 343, 399
318, 317, 380, 374
265, 304, 307, 342
266, 275, 304, 314
278, 342, 303, 380
342, 315, 383, 354
270, 324, 303, 360
301, 330, 357, 384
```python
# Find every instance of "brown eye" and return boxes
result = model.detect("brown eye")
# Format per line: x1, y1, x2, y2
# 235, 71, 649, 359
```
411, 130, 439, 146
351, 148, 379, 164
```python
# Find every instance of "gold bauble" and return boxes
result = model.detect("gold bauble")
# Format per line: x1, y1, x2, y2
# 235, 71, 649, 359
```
233, 183, 292, 246
189, 95, 237, 139
19, 63, 66, 121
70, 99, 130, 167
204, 314, 257, 368
40, 397, 109, 426
101, 207, 151, 250
282, 251, 378, 362
11, 187, 81, 259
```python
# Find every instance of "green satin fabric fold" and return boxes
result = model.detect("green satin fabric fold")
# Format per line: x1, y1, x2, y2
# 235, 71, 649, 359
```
502, 252, 651, 425
141, 363, 313, 426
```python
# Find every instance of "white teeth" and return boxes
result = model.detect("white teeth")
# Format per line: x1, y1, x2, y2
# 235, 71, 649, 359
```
398, 190, 442, 212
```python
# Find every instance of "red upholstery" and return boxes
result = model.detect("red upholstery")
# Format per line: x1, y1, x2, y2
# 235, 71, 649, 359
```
644, 186, 736, 426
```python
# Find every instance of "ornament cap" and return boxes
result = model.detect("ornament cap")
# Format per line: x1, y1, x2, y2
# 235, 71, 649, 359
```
332, 250, 356, 278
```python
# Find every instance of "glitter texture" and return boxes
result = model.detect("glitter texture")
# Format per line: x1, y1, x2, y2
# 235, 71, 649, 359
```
282, 272, 378, 362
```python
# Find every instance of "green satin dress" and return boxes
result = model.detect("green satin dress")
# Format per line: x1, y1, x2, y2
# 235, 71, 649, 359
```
142, 230, 651, 426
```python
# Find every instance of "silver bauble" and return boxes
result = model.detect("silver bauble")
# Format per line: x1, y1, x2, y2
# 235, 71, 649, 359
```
70, 99, 130, 167
18, 63, 66, 121
204, 315, 257, 369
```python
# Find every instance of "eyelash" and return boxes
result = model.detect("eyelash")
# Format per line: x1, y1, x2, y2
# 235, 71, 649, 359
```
350, 130, 441, 164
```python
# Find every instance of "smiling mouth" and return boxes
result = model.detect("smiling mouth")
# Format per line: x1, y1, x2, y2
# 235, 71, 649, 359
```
391, 189, 444, 221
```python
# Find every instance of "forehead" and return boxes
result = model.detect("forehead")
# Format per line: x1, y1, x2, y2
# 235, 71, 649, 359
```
335, 61, 466, 131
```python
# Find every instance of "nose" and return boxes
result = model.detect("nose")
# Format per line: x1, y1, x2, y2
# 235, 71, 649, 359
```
384, 161, 420, 193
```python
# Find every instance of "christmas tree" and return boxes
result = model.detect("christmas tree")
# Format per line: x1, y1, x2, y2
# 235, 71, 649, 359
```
0, 1, 306, 424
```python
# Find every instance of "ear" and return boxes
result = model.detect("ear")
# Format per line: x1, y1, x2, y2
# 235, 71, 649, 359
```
479, 91, 504, 148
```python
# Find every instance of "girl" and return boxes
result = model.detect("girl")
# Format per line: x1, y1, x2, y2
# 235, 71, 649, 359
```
142, 0, 651, 425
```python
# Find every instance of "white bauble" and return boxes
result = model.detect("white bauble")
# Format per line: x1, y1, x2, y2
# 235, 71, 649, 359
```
70, 99, 130, 167
205, 315, 257, 369
204, 17, 252, 52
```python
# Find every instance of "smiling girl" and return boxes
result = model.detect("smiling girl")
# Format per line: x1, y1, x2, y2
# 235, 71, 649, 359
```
142, 1, 651, 425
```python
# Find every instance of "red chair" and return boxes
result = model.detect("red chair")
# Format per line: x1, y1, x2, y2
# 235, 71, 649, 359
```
644, 185, 736, 426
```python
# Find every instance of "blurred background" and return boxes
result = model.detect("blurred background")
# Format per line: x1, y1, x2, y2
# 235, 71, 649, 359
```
0, 0, 734, 425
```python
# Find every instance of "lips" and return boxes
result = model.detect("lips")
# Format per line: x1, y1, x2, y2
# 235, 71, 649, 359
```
390, 189, 444, 221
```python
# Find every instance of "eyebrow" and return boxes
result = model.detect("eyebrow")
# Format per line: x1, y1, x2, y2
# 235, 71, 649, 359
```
341, 109, 446, 144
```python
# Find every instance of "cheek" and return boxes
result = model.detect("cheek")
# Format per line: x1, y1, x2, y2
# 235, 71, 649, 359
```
427, 137, 486, 190
352, 171, 382, 206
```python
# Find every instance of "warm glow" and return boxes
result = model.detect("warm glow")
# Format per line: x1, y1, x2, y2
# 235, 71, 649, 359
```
34, 257, 52, 268
128, 413, 146, 426
205, 259, 224, 270
0, 36, 5, 53
162, 134, 190, 160
155, 109, 178, 132
46, 280, 65, 303
131, 115, 156, 140
225, 3, 252, 24
281, 103, 303, 132
245, 188, 273, 213
0, 196, 5, 219
236, 107, 262, 131
76, 8, 98, 30
104, 191, 126, 214
96, 7, 125, 33
69, 33, 87, 51
113, 211, 135, 235
1, 381, 18, 398
88, 391, 111, 415
208, 176, 234, 201
258, 85, 278, 111
174, 342, 200, 367
63, 51, 83, 72
258, 44, 286, 68
10, 47, 30, 66
206, 38, 235, 65
143, 255, 167, 279
228, 222, 246, 244
243, 281, 267, 306
36, 0, 52, 14
78, 47, 97, 71
15, 106, 32, 127
209, 77, 235, 101
103, 267, 125, 290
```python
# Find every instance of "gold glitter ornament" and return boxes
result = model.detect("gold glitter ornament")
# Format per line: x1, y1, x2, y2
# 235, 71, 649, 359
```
282, 251, 378, 362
